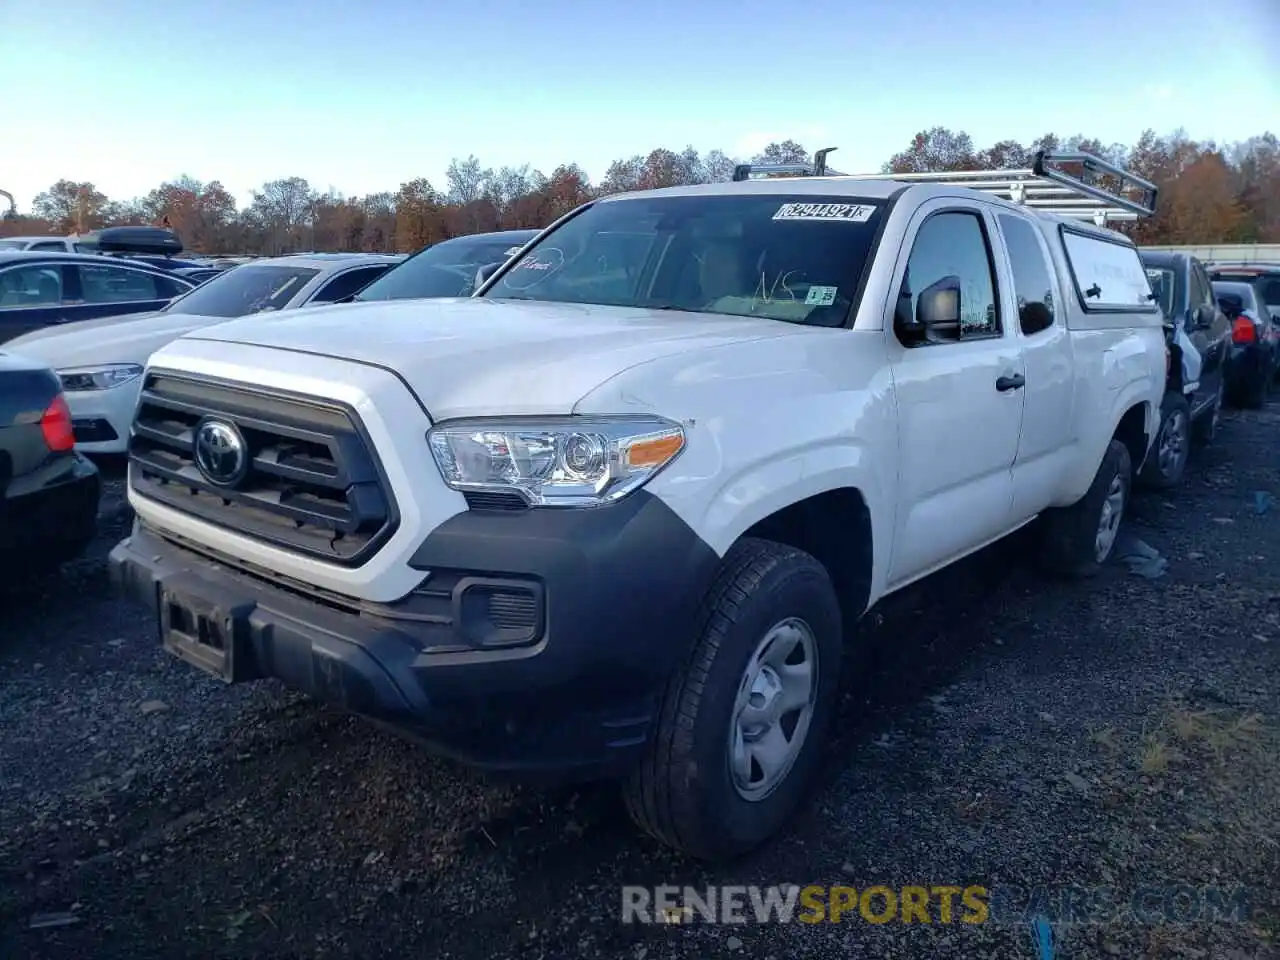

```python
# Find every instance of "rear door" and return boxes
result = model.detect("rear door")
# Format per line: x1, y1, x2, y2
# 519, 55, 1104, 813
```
1186, 259, 1230, 416
65, 261, 191, 322
994, 211, 1075, 520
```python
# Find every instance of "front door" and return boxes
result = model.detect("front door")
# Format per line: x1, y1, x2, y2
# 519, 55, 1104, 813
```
1185, 260, 1230, 417
0, 263, 76, 342
886, 202, 1026, 587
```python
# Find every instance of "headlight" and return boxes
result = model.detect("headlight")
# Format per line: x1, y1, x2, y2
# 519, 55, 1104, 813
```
427, 415, 685, 507
58, 364, 143, 391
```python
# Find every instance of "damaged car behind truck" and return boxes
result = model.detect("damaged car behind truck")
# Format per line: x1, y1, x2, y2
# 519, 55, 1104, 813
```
110, 150, 1168, 861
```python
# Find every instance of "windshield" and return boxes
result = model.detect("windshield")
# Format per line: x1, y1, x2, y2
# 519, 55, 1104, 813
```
165, 264, 320, 318
480, 193, 886, 326
354, 235, 536, 302
1143, 265, 1178, 319
0, 240, 27, 250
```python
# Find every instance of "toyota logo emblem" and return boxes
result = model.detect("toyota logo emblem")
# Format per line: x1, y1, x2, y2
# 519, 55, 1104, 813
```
193, 418, 249, 487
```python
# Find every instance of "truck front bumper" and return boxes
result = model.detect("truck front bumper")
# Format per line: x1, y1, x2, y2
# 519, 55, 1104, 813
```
109, 492, 720, 779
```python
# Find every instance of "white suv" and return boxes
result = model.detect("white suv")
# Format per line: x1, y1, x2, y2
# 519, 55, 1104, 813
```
111, 151, 1167, 860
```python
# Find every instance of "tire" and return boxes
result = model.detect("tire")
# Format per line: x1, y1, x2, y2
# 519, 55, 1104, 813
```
1037, 439, 1132, 579
624, 537, 843, 861
1191, 379, 1223, 447
1139, 391, 1190, 489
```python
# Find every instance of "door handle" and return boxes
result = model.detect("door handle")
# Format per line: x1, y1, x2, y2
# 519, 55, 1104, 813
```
996, 373, 1026, 392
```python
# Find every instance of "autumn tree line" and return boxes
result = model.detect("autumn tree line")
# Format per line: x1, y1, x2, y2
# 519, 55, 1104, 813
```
3, 127, 1277, 256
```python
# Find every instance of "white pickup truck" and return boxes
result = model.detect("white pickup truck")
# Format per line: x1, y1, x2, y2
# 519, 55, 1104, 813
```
110, 150, 1167, 860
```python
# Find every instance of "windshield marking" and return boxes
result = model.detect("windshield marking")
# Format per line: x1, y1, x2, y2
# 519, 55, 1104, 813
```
504, 248, 565, 290
772, 202, 877, 223
752, 269, 799, 307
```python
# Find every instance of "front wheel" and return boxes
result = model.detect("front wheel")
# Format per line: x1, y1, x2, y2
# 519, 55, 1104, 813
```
1037, 439, 1132, 579
624, 537, 842, 861
1139, 391, 1190, 489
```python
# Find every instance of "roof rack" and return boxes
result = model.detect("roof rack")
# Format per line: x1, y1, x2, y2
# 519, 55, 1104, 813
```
733, 148, 1159, 226
732, 147, 841, 182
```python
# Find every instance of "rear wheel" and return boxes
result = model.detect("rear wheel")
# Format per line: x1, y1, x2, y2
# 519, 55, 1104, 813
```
1139, 392, 1190, 489
624, 537, 842, 861
1038, 440, 1132, 579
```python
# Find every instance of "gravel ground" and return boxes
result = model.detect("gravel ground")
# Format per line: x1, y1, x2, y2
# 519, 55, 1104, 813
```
1, 409, 1277, 960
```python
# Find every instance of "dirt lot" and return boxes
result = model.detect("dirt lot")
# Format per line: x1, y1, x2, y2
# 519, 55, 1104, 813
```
2, 406, 1278, 960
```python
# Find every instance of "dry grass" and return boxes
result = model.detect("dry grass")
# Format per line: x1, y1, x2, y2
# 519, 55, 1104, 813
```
1079, 699, 1280, 957
1108, 703, 1273, 782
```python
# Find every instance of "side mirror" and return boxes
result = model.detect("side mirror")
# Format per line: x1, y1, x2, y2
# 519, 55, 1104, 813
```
897, 274, 962, 345
1195, 304, 1217, 328
917, 274, 962, 339
474, 262, 501, 291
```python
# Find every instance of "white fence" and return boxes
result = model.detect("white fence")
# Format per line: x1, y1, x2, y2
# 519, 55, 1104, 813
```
1139, 243, 1280, 263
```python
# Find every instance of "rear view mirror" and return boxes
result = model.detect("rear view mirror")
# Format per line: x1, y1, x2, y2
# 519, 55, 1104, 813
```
474, 262, 501, 291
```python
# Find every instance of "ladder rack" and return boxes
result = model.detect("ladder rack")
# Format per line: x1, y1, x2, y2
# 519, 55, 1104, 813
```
733, 149, 1159, 226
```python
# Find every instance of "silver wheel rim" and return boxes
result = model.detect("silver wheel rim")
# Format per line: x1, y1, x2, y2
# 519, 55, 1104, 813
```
728, 617, 819, 802
1157, 410, 1187, 476
1095, 473, 1126, 562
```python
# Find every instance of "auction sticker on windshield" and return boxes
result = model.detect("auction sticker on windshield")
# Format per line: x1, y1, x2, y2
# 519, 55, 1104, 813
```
773, 202, 877, 223
804, 285, 838, 306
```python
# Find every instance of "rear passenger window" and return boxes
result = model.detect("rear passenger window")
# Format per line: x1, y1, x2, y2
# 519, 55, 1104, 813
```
78, 264, 161, 303
898, 211, 1000, 342
998, 214, 1056, 335
1060, 230, 1156, 311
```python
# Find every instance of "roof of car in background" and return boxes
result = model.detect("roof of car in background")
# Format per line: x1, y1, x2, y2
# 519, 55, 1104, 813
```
1137, 250, 1189, 266
0, 249, 187, 269
0, 236, 68, 244
242, 253, 407, 270
437, 229, 540, 244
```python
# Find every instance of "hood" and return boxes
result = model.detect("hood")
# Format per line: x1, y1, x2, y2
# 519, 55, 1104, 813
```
3, 310, 225, 369
177, 297, 812, 419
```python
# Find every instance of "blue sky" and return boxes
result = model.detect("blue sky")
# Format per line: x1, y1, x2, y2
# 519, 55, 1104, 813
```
2, 0, 1277, 212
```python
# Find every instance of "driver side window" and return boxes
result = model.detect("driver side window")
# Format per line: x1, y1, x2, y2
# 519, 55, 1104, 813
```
896, 210, 1001, 345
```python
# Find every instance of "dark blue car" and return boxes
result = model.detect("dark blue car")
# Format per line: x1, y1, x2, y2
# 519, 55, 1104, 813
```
0, 251, 196, 344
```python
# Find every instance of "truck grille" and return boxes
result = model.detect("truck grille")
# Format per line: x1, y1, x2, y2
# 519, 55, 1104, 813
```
127, 372, 397, 566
